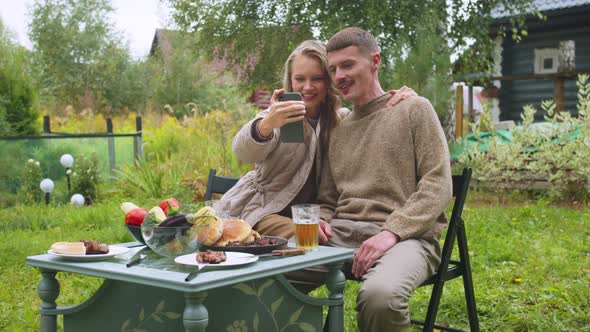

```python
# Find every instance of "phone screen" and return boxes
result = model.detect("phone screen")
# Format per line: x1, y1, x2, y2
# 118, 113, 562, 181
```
278, 92, 304, 143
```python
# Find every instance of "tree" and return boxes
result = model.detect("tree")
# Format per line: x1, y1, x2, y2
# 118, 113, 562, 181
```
167, 0, 535, 88
146, 31, 248, 117
0, 19, 38, 135
29, 0, 138, 114
389, 18, 454, 137
167, 0, 536, 140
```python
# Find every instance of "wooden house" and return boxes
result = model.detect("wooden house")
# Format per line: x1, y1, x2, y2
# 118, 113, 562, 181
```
490, 0, 590, 122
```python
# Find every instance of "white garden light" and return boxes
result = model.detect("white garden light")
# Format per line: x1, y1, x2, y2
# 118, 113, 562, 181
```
70, 194, 85, 207
60, 154, 74, 168
60, 154, 74, 192
40, 178, 55, 205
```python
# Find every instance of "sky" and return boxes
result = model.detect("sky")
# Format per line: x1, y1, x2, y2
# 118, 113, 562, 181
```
0, 0, 172, 59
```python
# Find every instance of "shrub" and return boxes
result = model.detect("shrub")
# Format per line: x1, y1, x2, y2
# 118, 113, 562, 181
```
455, 74, 590, 201
0, 20, 38, 135
114, 155, 190, 201
17, 159, 43, 204
71, 154, 100, 204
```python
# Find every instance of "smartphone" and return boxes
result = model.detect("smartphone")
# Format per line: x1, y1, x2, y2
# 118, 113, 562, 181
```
278, 92, 304, 143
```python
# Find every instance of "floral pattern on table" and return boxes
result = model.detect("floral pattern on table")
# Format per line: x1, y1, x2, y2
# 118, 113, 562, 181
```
230, 280, 317, 332
120, 300, 181, 332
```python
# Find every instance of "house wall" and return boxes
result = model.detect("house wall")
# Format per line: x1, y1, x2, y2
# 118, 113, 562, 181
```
499, 8, 590, 122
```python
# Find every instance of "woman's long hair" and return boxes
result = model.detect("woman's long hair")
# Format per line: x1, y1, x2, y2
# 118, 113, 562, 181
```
282, 40, 341, 153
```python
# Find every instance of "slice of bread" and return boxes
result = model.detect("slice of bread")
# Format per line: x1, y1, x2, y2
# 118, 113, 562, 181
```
197, 217, 224, 245
51, 242, 86, 255
213, 219, 252, 246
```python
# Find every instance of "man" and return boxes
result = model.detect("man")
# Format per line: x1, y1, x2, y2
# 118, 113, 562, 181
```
318, 27, 452, 331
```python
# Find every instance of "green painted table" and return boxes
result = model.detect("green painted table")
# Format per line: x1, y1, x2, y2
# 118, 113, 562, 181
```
27, 243, 353, 332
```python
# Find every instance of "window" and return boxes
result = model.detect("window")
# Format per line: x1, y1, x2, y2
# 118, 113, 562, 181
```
543, 58, 553, 70
534, 48, 558, 74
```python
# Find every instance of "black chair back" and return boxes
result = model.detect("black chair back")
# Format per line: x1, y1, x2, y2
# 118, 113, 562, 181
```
204, 168, 239, 201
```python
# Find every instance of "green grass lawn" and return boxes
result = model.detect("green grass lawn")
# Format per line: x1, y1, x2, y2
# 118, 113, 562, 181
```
1, 199, 588, 331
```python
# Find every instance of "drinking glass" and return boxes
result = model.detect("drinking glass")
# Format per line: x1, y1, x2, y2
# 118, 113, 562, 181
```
291, 204, 320, 251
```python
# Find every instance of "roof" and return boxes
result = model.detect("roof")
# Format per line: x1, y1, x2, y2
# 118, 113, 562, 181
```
149, 29, 177, 57
492, 0, 590, 18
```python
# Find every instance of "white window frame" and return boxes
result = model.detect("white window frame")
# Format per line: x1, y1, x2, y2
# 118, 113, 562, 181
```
534, 48, 559, 74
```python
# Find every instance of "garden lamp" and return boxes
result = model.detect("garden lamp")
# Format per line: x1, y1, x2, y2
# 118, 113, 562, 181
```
70, 194, 85, 207
60, 154, 74, 192
40, 178, 54, 205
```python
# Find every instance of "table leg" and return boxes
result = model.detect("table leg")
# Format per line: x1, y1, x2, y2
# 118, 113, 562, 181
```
183, 291, 208, 332
325, 262, 346, 332
38, 269, 60, 332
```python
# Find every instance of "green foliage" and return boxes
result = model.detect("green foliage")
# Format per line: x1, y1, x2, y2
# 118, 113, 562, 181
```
0, 19, 39, 135
455, 74, 590, 201
29, 0, 138, 114
389, 19, 453, 126
146, 30, 250, 116
168, 0, 535, 88
17, 159, 43, 204
114, 109, 254, 202
71, 153, 100, 204
115, 156, 190, 201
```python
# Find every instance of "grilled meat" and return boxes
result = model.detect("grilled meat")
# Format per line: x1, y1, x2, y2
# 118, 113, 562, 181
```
196, 250, 226, 264
81, 240, 109, 255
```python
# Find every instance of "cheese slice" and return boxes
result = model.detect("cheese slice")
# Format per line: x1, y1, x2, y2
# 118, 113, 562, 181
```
51, 242, 86, 255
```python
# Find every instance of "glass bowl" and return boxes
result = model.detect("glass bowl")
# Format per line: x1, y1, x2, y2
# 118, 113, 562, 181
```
126, 225, 147, 245
140, 223, 206, 258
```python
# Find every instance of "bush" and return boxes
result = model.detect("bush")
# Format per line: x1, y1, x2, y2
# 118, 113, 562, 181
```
455, 74, 590, 201
71, 154, 100, 204
0, 20, 38, 135
114, 108, 254, 202
17, 159, 43, 204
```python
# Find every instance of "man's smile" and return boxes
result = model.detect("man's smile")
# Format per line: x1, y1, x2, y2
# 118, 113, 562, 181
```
338, 80, 353, 95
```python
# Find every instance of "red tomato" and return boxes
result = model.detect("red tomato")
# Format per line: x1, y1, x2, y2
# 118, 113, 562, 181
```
125, 208, 149, 226
159, 198, 181, 216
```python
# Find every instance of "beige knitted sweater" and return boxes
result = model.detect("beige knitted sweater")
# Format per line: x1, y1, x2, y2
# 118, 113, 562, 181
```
318, 94, 452, 241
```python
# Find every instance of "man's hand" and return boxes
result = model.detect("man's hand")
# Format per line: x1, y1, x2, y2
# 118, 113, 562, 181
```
352, 231, 400, 278
318, 219, 332, 244
387, 86, 417, 107
257, 89, 306, 137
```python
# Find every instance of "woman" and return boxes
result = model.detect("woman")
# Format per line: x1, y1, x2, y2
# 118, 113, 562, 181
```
215, 40, 415, 238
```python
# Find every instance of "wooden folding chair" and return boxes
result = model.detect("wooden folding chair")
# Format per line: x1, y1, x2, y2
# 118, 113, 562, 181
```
204, 168, 239, 201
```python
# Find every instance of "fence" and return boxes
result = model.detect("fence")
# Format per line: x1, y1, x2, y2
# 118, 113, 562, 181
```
0, 117, 143, 202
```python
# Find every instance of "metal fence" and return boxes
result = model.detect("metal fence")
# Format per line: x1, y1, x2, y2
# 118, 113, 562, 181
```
0, 116, 143, 198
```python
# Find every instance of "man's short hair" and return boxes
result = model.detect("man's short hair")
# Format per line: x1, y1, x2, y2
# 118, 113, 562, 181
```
326, 27, 381, 55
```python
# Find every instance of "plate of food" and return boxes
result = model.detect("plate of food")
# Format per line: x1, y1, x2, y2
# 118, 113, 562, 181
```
197, 218, 288, 254
48, 241, 130, 262
174, 250, 259, 267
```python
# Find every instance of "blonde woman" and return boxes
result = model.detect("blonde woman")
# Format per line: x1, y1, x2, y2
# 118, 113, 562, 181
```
215, 40, 415, 238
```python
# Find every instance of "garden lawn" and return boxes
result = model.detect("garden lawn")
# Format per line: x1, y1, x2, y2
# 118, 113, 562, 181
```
1, 200, 588, 331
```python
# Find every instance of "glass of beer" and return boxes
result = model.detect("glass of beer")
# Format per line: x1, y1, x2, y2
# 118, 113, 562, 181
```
292, 204, 320, 251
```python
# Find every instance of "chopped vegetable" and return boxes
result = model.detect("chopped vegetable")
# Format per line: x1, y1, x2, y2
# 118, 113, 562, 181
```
120, 202, 139, 214
142, 206, 167, 227
159, 198, 181, 216
124, 208, 149, 226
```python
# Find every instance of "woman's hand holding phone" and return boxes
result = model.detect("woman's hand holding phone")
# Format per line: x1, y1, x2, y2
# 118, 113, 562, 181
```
257, 89, 306, 137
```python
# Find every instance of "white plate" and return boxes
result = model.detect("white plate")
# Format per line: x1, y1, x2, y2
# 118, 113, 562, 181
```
174, 251, 259, 267
47, 245, 130, 262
